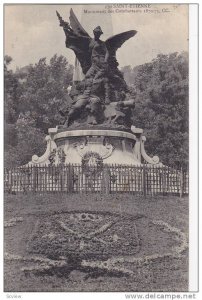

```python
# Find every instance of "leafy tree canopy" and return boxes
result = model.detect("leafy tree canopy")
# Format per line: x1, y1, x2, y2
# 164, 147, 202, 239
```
122, 52, 188, 168
4, 55, 73, 167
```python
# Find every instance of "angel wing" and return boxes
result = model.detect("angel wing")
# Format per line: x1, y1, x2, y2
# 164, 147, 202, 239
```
68, 9, 93, 74
57, 9, 92, 74
105, 30, 137, 56
69, 8, 89, 37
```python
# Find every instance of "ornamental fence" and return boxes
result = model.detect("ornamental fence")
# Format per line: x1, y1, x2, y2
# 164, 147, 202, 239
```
4, 164, 189, 197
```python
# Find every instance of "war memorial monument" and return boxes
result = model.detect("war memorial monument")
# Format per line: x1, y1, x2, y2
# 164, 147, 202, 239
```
30, 9, 160, 169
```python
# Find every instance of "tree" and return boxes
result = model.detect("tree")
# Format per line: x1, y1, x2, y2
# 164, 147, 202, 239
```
122, 52, 189, 167
4, 56, 21, 124
4, 54, 74, 167
17, 55, 73, 132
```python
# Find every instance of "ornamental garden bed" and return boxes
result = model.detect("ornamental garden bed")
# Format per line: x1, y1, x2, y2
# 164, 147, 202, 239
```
4, 193, 188, 292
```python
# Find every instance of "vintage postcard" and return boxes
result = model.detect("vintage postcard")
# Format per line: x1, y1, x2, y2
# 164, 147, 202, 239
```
3, 2, 198, 296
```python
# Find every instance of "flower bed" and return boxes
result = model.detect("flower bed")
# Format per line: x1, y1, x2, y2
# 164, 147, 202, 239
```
20, 211, 188, 277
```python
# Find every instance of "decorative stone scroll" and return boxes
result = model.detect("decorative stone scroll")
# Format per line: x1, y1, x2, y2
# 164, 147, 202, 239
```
31, 136, 57, 166
140, 136, 160, 165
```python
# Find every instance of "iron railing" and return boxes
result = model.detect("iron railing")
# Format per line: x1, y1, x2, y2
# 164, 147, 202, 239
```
4, 164, 189, 196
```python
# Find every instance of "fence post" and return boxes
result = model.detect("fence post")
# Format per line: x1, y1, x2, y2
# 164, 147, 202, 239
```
142, 165, 146, 197
10, 168, 13, 193
180, 166, 183, 198
4, 168, 8, 192
162, 166, 166, 195
33, 166, 37, 193
60, 165, 63, 192
68, 164, 73, 193
101, 165, 110, 194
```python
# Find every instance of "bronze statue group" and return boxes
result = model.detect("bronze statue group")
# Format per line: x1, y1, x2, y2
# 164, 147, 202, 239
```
57, 9, 137, 128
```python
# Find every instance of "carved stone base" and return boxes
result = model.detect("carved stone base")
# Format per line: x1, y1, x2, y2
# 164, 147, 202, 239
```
29, 126, 161, 166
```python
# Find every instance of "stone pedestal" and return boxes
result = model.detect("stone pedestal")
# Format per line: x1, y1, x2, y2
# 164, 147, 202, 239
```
30, 126, 160, 166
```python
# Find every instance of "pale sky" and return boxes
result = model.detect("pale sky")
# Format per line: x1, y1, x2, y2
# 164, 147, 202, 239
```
4, 4, 189, 70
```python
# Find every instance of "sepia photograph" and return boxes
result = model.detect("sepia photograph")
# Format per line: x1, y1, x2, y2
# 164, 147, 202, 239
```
3, 2, 194, 294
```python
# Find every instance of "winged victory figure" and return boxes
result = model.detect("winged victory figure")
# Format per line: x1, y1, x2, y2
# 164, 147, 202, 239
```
56, 9, 137, 128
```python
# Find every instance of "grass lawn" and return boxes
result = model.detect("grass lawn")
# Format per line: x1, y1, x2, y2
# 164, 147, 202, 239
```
4, 193, 188, 292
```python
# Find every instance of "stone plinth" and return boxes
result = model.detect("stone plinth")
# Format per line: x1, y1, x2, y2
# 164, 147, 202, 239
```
30, 126, 160, 166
